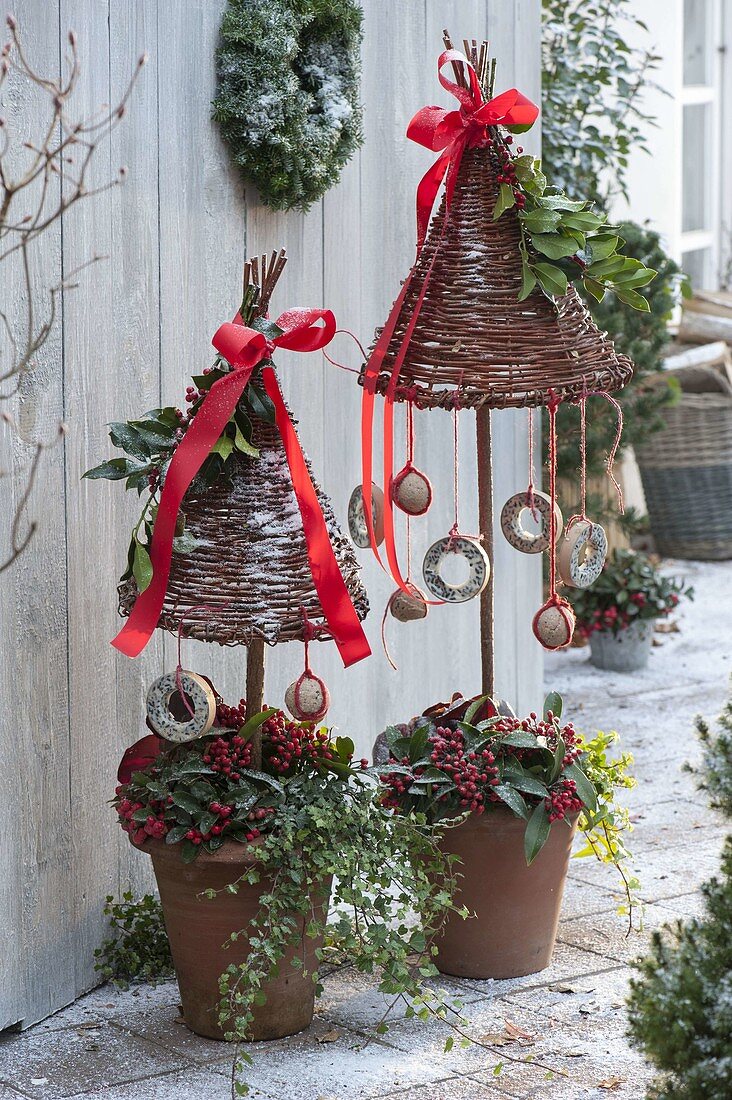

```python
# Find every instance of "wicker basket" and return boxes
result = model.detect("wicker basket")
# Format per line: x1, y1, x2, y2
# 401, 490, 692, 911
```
635, 362, 732, 560
361, 143, 632, 411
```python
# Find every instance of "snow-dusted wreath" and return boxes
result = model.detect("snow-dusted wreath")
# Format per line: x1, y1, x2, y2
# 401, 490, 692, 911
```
213, 0, 363, 212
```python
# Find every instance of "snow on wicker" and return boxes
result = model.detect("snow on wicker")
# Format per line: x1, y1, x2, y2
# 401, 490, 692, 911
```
118, 400, 368, 648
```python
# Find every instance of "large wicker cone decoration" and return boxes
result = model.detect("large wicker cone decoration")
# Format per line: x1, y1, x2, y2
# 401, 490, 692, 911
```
363, 144, 632, 411
119, 380, 369, 647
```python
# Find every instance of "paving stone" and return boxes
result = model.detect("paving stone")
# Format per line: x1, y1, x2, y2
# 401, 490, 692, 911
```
29, 981, 181, 1035
77, 1066, 276, 1099
556, 877, 618, 920
501, 966, 634, 1034
0, 1025, 185, 1099
371, 1074, 516, 1098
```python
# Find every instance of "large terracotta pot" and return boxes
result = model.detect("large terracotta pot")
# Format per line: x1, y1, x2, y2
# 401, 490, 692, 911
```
140, 838, 329, 1041
435, 809, 577, 979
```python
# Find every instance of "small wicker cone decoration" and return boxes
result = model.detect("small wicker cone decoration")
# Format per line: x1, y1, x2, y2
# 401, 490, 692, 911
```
118, 252, 369, 653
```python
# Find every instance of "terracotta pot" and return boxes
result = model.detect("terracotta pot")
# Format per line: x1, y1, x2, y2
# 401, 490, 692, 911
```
140, 838, 329, 1041
434, 809, 577, 979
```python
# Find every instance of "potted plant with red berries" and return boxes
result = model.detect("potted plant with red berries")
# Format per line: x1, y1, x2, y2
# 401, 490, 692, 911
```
375, 692, 635, 979
567, 549, 693, 672
115, 693, 467, 1054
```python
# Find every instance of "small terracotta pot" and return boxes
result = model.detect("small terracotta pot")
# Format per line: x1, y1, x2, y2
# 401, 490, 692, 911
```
139, 838, 330, 1041
434, 809, 577, 979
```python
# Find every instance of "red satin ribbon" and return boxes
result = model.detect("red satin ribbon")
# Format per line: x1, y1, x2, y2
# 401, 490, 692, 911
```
113, 308, 370, 668
360, 49, 538, 592
408, 49, 538, 248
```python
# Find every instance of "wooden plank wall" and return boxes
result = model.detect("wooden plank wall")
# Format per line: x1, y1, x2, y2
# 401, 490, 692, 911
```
0, 0, 541, 1030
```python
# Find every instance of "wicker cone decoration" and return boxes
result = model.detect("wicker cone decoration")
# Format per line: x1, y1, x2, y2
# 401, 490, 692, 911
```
361, 143, 632, 411
119, 252, 369, 650
119, 408, 368, 646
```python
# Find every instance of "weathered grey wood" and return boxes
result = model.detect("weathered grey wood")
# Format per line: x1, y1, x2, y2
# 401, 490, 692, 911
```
0, 0, 542, 1030
0, 0, 72, 1030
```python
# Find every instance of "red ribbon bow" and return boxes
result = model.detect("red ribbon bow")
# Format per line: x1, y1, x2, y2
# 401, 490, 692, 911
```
407, 49, 538, 249
113, 307, 371, 668
360, 50, 538, 596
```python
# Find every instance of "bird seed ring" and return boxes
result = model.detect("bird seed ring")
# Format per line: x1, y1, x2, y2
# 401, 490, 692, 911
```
348, 483, 385, 548
146, 671, 216, 743
500, 490, 563, 554
422, 535, 490, 603
558, 519, 608, 589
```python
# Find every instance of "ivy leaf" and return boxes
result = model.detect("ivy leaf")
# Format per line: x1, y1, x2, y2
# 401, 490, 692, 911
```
564, 762, 598, 812
492, 182, 516, 221
232, 421, 258, 457
524, 802, 551, 865
533, 263, 568, 298
133, 540, 153, 593
530, 233, 579, 260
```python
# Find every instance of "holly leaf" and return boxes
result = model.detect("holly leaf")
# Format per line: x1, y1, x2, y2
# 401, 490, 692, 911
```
533, 263, 568, 298
83, 458, 142, 481
233, 420, 258, 457
518, 262, 537, 302
109, 422, 150, 461
492, 182, 516, 220
614, 287, 651, 311
132, 540, 153, 593
520, 208, 561, 234
211, 433, 234, 461
530, 233, 578, 260
583, 276, 606, 303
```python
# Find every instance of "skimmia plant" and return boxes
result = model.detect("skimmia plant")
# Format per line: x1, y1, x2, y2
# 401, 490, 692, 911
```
377, 693, 638, 918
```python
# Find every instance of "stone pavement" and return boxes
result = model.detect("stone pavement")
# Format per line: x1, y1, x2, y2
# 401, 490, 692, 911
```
1, 559, 729, 1100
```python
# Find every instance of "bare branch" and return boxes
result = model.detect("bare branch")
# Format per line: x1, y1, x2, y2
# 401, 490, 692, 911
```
0, 16, 141, 572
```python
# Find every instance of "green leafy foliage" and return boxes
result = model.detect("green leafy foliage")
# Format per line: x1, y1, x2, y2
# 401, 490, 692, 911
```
628, 697, 732, 1097
542, 0, 662, 208
376, 694, 636, 900
501, 152, 655, 308
115, 696, 470, 1091
94, 892, 173, 988
212, 0, 363, 212
567, 549, 693, 640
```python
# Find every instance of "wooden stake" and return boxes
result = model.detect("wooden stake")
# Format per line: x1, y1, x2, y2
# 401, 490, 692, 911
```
245, 637, 267, 767
476, 405, 495, 697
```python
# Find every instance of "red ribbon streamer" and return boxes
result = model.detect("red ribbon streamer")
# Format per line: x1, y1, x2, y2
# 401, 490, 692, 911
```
360, 49, 538, 592
113, 308, 370, 668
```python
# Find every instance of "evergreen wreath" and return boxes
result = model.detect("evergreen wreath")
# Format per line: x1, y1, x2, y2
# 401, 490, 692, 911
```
213, 0, 363, 212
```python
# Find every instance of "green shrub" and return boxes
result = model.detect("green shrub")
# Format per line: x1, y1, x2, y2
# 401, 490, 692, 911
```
628, 697, 732, 1097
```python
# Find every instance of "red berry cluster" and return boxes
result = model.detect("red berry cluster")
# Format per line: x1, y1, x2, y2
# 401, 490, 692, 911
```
261, 711, 336, 775
202, 733, 253, 780
215, 697, 247, 729
115, 787, 170, 846
489, 133, 526, 208
545, 778, 583, 823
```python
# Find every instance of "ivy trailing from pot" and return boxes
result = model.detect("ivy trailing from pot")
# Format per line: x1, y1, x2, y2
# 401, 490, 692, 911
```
212, 0, 364, 212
